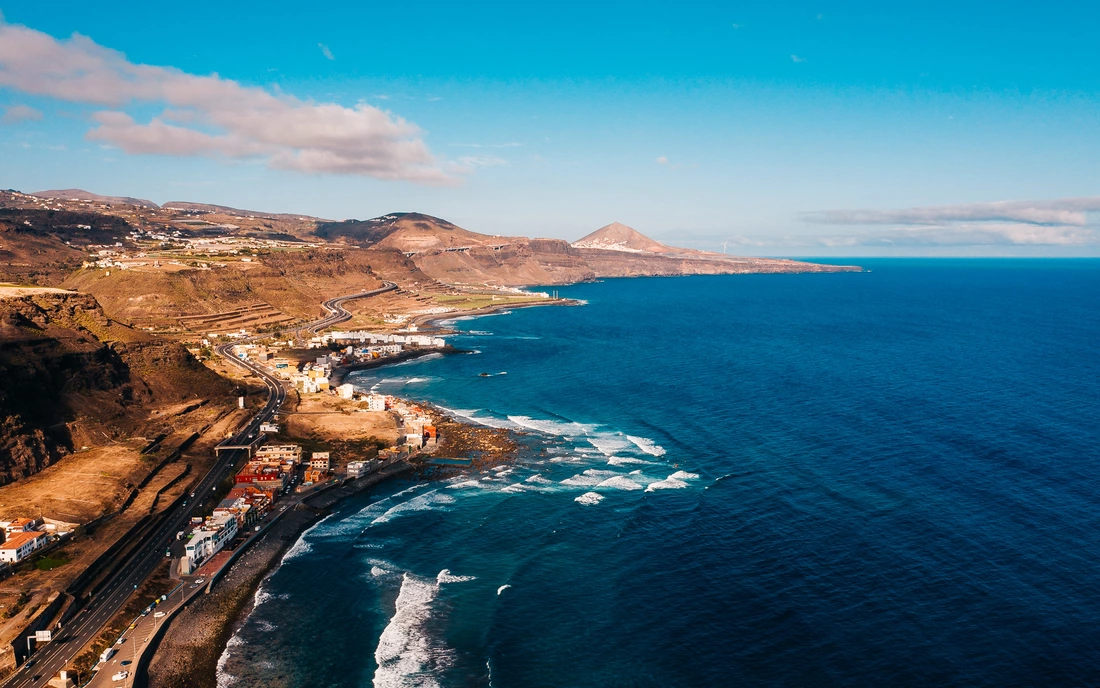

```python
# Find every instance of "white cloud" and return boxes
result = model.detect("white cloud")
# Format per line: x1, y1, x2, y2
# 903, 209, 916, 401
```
803, 197, 1100, 227
801, 196, 1100, 247
1, 103, 42, 123
820, 223, 1098, 247
791, 54, 807, 63
0, 17, 453, 183
318, 43, 335, 60
656, 156, 669, 164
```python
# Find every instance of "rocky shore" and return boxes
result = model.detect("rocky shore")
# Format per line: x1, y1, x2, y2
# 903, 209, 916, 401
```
143, 463, 414, 688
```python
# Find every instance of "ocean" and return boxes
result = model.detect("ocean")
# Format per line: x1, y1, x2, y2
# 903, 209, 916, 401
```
217, 259, 1100, 687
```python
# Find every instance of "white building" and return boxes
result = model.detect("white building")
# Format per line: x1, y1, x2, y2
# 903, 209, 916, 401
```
0, 531, 48, 563
337, 383, 355, 399
346, 461, 370, 478
365, 394, 387, 411
182, 513, 237, 574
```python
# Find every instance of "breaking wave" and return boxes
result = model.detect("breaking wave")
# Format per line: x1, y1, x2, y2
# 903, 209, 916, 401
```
373, 573, 452, 688
575, 492, 604, 505
372, 490, 456, 525
596, 476, 643, 491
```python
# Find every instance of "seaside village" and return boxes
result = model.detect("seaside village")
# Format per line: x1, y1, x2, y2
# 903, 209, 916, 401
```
176, 335, 444, 575
0, 331, 444, 582
208, 329, 446, 396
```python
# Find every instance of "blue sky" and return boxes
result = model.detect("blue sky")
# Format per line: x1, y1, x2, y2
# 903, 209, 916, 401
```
2, 1, 1099, 255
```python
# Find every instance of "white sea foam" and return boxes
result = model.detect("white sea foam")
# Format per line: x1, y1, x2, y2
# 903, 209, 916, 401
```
446, 480, 482, 489
373, 573, 451, 688
372, 490, 456, 525
596, 476, 643, 491
575, 492, 604, 505
645, 477, 689, 492
391, 352, 443, 366
587, 433, 636, 456
372, 566, 391, 577
280, 538, 312, 561
524, 474, 552, 485
507, 415, 598, 437
549, 455, 585, 463
669, 470, 700, 480
501, 484, 527, 493
561, 474, 600, 487
404, 377, 431, 384
437, 407, 515, 430
497, 584, 512, 595
436, 569, 477, 584
607, 456, 651, 466
626, 435, 667, 456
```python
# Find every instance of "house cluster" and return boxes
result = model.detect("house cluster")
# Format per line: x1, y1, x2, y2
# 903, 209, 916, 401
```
0, 517, 76, 565
180, 444, 304, 574
390, 399, 439, 451
0, 518, 50, 564
321, 331, 447, 349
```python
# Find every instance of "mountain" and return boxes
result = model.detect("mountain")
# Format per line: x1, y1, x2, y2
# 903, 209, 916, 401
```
572, 222, 678, 254
314, 212, 491, 251
31, 188, 160, 208
162, 201, 328, 222
572, 222, 861, 277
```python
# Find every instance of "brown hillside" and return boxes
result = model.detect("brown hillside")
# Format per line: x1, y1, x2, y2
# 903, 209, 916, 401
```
0, 289, 235, 486
32, 188, 160, 208
573, 222, 676, 254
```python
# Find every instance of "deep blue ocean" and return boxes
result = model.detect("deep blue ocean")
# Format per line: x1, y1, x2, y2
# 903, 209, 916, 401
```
218, 260, 1100, 687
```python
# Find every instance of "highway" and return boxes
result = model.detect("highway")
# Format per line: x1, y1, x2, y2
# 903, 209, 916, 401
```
306, 281, 397, 334
2, 285, 389, 688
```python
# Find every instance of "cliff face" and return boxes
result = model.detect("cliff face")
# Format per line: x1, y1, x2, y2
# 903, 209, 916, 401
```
0, 291, 233, 486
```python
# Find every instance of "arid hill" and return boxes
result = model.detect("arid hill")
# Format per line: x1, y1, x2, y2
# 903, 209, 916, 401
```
32, 188, 160, 209
573, 221, 678, 254
0, 288, 235, 486
572, 221, 861, 277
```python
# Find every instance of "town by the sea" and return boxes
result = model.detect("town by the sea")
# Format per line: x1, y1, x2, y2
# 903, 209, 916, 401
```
216, 259, 1100, 688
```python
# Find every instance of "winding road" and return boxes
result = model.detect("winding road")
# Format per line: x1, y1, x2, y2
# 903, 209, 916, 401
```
3, 284, 394, 688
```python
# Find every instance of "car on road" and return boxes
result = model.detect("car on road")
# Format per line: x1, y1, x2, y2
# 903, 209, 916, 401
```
115, 637, 125, 645
154, 611, 166, 618
113, 670, 129, 681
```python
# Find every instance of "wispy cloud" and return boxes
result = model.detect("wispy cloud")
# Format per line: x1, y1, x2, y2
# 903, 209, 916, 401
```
656, 156, 669, 164
318, 43, 335, 60
791, 54, 807, 63
457, 155, 509, 168
449, 142, 521, 148
0, 17, 453, 184
816, 224, 1098, 247
801, 196, 1100, 247
803, 197, 1100, 227
1, 103, 42, 123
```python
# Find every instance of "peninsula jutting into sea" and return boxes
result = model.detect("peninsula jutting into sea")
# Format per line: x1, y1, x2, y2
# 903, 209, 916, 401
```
0, 187, 858, 685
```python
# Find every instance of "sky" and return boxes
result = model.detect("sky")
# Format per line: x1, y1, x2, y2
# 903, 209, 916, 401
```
1, 1, 1099, 256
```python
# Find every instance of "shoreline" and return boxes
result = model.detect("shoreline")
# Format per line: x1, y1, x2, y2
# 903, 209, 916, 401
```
144, 296, 563, 686
410, 297, 581, 331
143, 462, 416, 687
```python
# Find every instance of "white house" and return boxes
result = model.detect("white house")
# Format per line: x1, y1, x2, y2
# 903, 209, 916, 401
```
0, 531, 48, 563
